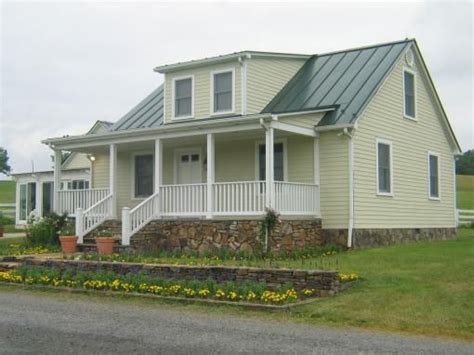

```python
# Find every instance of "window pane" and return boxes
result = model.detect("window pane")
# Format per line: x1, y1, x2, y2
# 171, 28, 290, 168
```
28, 182, 36, 213
258, 143, 284, 181
191, 154, 199, 162
20, 184, 27, 220
214, 72, 232, 112
429, 155, 439, 197
42, 182, 53, 215
404, 71, 415, 117
135, 155, 154, 197
378, 143, 391, 193
175, 79, 192, 117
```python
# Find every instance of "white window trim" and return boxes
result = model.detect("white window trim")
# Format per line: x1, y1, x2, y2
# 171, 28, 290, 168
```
402, 67, 417, 121
254, 138, 288, 182
171, 75, 195, 120
375, 138, 394, 197
427, 151, 441, 201
173, 146, 203, 184
210, 68, 235, 116
131, 151, 154, 200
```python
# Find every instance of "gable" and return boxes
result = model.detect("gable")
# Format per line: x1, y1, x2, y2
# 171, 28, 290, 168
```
264, 40, 410, 126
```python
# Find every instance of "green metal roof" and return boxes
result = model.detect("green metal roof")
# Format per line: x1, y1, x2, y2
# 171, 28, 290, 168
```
263, 39, 412, 126
111, 84, 164, 131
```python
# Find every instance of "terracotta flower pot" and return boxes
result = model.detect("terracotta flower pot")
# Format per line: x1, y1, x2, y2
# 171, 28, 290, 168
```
95, 237, 115, 255
59, 235, 78, 254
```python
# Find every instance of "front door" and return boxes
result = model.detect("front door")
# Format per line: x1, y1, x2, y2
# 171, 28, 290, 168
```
177, 151, 202, 184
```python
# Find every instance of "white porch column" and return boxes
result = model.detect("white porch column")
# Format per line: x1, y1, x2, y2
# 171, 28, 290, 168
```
154, 138, 162, 217
265, 127, 274, 208
206, 133, 215, 219
109, 144, 117, 218
35, 176, 42, 218
53, 150, 62, 213
314, 135, 321, 215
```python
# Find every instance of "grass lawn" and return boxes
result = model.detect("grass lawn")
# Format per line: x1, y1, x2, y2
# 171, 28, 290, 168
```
457, 175, 474, 210
0, 180, 15, 204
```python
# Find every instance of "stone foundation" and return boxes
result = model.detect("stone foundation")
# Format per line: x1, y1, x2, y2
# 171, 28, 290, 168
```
21, 258, 340, 295
322, 227, 456, 248
130, 219, 323, 253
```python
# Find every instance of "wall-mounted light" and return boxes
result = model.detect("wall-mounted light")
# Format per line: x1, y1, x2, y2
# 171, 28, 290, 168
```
87, 154, 96, 162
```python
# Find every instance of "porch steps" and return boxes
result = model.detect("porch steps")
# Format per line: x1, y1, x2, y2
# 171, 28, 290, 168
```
78, 219, 125, 252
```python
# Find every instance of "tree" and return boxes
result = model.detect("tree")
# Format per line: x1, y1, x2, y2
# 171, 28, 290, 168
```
0, 147, 11, 175
456, 150, 474, 175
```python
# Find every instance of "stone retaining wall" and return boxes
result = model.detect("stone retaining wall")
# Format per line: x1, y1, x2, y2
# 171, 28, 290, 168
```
130, 219, 323, 253
323, 227, 456, 248
21, 258, 340, 295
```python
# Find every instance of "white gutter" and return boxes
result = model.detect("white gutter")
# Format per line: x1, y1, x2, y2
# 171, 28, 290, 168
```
314, 123, 354, 132
338, 127, 356, 248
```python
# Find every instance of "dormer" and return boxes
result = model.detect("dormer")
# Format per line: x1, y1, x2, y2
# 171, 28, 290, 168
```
154, 51, 309, 124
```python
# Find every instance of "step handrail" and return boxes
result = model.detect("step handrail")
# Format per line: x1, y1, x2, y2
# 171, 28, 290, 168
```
75, 194, 113, 244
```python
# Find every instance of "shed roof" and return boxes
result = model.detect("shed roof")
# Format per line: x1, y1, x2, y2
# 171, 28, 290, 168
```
110, 85, 164, 131
263, 39, 412, 126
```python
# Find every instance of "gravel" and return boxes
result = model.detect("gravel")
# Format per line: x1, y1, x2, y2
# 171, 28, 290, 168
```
0, 289, 471, 354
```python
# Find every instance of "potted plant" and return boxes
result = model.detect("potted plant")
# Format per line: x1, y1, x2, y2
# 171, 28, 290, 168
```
95, 228, 115, 255
59, 221, 77, 253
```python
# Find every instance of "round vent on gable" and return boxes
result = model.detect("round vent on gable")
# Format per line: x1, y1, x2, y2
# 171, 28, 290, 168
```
405, 49, 414, 66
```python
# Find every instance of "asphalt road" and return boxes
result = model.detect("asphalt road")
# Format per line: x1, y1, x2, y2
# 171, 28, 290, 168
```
0, 289, 471, 354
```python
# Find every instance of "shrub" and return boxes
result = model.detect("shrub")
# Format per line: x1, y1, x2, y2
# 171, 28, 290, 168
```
26, 212, 68, 246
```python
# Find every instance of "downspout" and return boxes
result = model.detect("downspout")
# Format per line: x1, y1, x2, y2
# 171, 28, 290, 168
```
339, 127, 355, 248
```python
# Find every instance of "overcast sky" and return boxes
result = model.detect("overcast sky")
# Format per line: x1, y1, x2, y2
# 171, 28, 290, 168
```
1, 0, 472, 178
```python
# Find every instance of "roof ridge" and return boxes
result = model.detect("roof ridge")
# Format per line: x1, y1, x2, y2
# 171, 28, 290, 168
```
314, 38, 414, 58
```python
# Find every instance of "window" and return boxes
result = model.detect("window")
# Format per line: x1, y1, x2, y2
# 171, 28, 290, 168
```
42, 182, 54, 215
212, 70, 233, 113
258, 143, 284, 181
428, 153, 440, 199
134, 155, 154, 198
71, 180, 89, 190
376, 140, 392, 195
173, 77, 193, 118
404, 69, 415, 119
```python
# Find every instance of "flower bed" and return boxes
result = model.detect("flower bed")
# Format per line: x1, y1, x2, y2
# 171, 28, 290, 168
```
0, 266, 319, 306
0, 243, 58, 257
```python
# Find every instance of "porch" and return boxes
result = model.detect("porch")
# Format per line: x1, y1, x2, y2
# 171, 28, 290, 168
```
52, 119, 321, 245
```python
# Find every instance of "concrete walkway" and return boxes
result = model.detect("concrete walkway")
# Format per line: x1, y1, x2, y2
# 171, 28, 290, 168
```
1, 232, 26, 239
0, 288, 471, 354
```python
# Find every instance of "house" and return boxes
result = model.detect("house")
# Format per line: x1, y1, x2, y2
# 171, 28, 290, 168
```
42, 39, 461, 251
13, 121, 112, 224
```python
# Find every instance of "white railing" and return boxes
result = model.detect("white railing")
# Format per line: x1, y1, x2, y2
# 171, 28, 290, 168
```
75, 194, 113, 244
457, 209, 474, 226
213, 181, 266, 215
274, 182, 320, 215
58, 188, 109, 215
122, 192, 160, 245
160, 183, 207, 216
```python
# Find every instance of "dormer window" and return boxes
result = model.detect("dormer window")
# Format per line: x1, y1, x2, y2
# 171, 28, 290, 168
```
211, 69, 234, 114
403, 69, 416, 119
173, 76, 193, 119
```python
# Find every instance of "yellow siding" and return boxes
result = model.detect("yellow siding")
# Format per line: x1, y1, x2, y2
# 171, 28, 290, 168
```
62, 153, 90, 170
246, 58, 305, 114
164, 62, 241, 122
319, 131, 349, 229
91, 154, 109, 188
353, 54, 456, 228
287, 136, 314, 183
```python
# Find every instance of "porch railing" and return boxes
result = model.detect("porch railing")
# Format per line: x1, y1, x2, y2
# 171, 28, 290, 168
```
213, 181, 266, 215
75, 194, 113, 244
274, 182, 320, 215
160, 183, 207, 216
57, 188, 109, 216
122, 191, 160, 246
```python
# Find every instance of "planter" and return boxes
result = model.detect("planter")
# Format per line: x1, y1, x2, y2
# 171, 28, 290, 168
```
59, 235, 78, 254
95, 237, 115, 255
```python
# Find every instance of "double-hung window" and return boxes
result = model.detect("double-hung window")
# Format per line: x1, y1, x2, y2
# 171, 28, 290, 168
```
428, 153, 440, 199
173, 77, 193, 118
212, 70, 233, 114
403, 69, 416, 119
258, 142, 285, 181
376, 139, 393, 195
134, 154, 154, 198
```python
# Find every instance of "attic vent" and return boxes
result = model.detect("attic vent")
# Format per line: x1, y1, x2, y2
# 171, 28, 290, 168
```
405, 49, 414, 66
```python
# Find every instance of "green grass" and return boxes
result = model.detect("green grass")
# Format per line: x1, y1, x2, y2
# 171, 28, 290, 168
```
457, 175, 474, 210
0, 180, 15, 204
